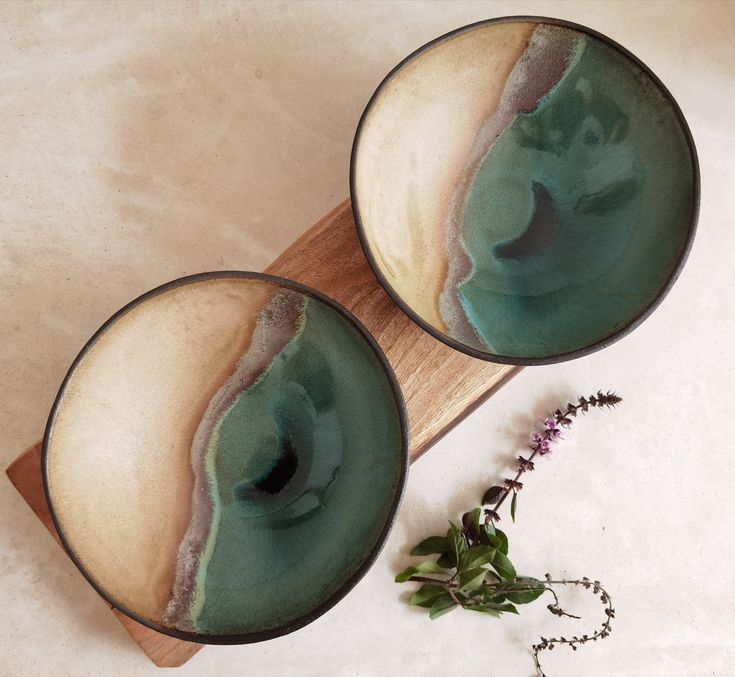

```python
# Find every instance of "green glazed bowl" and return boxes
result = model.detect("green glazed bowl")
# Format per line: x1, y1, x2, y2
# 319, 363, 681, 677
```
43, 272, 408, 644
351, 16, 699, 364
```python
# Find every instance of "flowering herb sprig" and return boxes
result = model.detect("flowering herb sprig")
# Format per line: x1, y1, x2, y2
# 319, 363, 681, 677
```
396, 391, 621, 676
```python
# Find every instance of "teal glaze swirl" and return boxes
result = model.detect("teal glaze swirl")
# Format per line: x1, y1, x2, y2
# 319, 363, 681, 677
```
188, 292, 403, 635
455, 33, 694, 357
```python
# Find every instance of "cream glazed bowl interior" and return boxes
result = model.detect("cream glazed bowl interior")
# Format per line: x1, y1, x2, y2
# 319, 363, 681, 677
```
43, 272, 408, 644
351, 16, 699, 364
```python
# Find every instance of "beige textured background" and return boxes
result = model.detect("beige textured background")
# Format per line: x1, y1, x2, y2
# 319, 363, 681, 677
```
1, 1, 733, 675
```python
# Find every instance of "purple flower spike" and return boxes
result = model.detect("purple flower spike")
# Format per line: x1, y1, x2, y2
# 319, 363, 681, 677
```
544, 417, 558, 430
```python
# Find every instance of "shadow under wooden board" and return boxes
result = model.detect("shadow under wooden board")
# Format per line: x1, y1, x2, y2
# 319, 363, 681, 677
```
5, 199, 521, 667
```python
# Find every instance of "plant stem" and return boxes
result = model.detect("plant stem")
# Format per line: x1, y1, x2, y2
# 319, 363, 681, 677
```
494, 452, 538, 514
410, 575, 454, 585
532, 578, 615, 677
487, 392, 621, 520
447, 587, 463, 606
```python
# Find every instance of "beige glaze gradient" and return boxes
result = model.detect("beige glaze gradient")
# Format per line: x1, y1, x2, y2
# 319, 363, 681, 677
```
46, 278, 276, 623
353, 22, 535, 330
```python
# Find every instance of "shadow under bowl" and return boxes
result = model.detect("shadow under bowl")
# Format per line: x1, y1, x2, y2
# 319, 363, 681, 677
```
351, 16, 699, 365
42, 271, 409, 644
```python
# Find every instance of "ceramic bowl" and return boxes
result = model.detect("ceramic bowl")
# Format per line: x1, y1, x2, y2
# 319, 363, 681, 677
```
43, 272, 408, 643
351, 16, 699, 364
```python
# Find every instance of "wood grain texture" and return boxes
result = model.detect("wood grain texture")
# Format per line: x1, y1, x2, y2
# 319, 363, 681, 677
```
5, 199, 521, 667
267, 200, 521, 460
6, 443, 204, 668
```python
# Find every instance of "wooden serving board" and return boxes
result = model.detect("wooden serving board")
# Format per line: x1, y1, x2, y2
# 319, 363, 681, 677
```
5, 199, 521, 667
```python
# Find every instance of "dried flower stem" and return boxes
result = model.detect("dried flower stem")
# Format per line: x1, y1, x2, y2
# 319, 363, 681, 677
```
533, 576, 615, 677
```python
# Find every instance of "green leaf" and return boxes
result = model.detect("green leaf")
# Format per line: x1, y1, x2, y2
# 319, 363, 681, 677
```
503, 577, 547, 604
395, 561, 448, 583
436, 552, 456, 569
480, 523, 502, 549
461, 507, 482, 539
485, 602, 519, 615
505, 587, 546, 604
417, 561, 449, 574
460, 544, 497, 569
484, 570, 502, 584
465, 604, 501, 617
410, 536, 449, 556
514, 576, 541, 586
459, 566, 488, 593
395, 567, 418, 583
428, 594, 457, 619
481, 586, 508, 603
464, 602, 518, 616
491, 550, 516, 580
409, 584, 447, 608
482, 485, 504, 505
511, 492, 518, 522
495, 528, 509, 555
447, 522, 467, 564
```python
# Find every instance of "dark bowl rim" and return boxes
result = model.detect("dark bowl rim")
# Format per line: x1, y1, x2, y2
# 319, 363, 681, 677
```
41, 270, 410, 645
350, 14, 700, 366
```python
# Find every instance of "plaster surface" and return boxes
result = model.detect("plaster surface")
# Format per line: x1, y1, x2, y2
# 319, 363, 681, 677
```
1, 2, 733, 675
